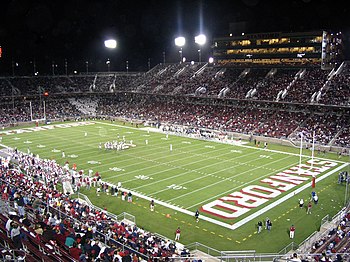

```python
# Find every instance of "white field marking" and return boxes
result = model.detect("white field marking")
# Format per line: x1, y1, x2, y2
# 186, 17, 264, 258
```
122, 145, 266, 187
133, 152, 282, 191
103, 139, 234, 179
103, 184, 234, 230
230, 162, 348, 230
238, 144, 348, 164
94, 121, 348, 164
106, 146, 257, 183
0, 122, 94, 135
151, 153, 292, 198
106, 139, 254, 180
28, 122, 200, 156
25, 126, 221, 178
5, 120, 347, 165
28, 125, 242, 183
113, 162, 347, 230
87, 161, 101, 164
16, 126, 175, 163
4, 124, 217, 174
186, 159, 299, 209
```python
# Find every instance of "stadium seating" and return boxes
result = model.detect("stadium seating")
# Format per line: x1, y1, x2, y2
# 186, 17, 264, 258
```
0, 151, 186, 261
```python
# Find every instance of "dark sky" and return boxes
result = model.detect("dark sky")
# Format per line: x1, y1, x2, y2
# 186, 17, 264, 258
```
0, 0, 349, 74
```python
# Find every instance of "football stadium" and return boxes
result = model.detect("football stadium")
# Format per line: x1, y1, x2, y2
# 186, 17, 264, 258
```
0, 1, 350, 261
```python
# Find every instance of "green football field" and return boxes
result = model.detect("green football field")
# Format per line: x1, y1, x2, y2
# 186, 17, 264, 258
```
1, 120, 349, 253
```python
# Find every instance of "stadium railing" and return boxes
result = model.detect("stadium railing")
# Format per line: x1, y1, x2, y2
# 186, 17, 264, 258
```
185, 242, 222, 260
185, 242, 284, 262
278, 242, 299, 255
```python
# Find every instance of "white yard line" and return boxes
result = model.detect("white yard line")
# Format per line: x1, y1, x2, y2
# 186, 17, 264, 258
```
122, 144, 261, 185
168, 155, 294, 203
94, 121, 348, 164
149, 152, 286, 196
114, 162, 348, 230
107, 141, 248, 180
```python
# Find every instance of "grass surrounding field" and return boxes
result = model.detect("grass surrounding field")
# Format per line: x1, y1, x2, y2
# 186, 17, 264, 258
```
1, 120, 349, 253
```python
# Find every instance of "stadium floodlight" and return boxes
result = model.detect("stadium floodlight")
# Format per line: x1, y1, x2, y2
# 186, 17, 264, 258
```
195, 34, 206, 46
208, 57, 214, 64
104, 39, 117, 49
195, 34, 206, 63
174, 36, 186, 47
175, 37, 185, 63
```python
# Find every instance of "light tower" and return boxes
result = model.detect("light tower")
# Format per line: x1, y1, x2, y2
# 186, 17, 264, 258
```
195, 34, 206, 64
175, 36, 186, 63
104, 39, 117, 72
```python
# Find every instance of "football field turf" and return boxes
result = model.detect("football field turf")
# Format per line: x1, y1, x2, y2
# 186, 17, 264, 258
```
1, 120, 349, 253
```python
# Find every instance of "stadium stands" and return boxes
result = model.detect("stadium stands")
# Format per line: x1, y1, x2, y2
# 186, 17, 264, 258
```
0, 150, 187, 261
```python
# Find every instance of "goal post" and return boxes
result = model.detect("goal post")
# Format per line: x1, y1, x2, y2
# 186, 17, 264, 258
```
29, 100, 46, 123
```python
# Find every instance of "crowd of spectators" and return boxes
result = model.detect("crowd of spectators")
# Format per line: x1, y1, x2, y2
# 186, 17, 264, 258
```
309, 209, 350, 261
0, 150, 186, 261
289, 113, 349, 146
320, 63, 350, 106
0, 93, 349, 148
257, 69, 299, 101
1, 62, 349, 108
284, 68, 329, 104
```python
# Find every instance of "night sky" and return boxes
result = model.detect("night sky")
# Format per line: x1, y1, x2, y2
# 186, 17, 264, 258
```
0, 0, 349, 74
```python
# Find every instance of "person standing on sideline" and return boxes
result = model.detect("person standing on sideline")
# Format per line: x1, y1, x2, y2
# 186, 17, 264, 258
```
127, 192, 132, 202
170, 144, 173, 152
299, 198, 304, 208
267, 219, 272, 231
265, 217, 269, 229
257, 221, 263, 233
195, 210, 199, 223
313, 194, 318, 205
307, 201, 312, 214
62, 151, 65, 158
290, 225, 296, 239
175, 227, 181, 241
150, 200, 155, 212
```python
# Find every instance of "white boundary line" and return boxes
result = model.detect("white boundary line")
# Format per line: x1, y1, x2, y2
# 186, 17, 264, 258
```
115, 162, 348, 230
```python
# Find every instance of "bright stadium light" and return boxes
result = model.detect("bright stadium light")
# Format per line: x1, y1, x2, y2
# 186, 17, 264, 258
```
104, 39, 117, 49
195, 34, 206, 46
195, 34, 206, 63
174, 36, 186, 47
175, 36, 185, 63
